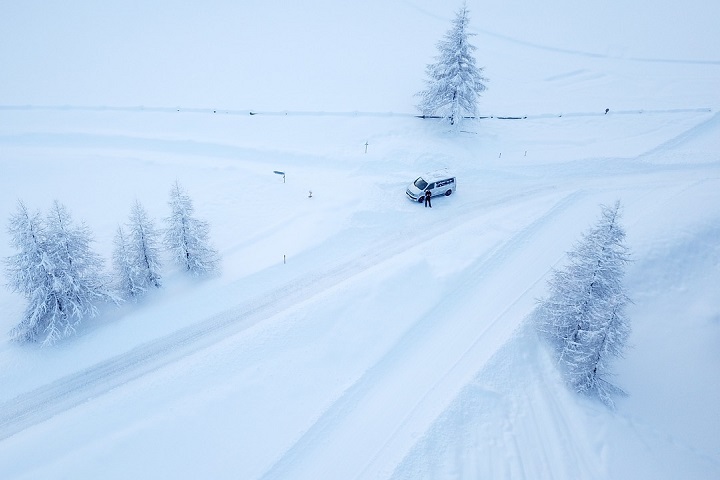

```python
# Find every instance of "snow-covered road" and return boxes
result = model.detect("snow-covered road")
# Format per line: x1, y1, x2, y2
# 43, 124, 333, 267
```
0, 43, 718, 477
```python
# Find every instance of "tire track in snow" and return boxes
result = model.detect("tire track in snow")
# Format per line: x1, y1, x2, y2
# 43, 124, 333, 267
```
390, 321, 602, 480
399, 0, 720, 65
258, 189, 607, 480
518, 372, 601, 479
639, 111, 720, 158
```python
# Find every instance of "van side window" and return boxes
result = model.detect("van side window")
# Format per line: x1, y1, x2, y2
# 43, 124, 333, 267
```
427, 183, 435, 190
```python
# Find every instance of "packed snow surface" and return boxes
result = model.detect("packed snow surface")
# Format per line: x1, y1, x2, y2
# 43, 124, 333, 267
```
0, 1, 719, 478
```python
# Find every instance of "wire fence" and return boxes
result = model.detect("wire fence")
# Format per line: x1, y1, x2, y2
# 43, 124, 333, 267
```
0, 104, 713, 120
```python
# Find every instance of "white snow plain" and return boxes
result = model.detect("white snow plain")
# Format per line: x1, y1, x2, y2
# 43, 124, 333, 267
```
0, 1, 719, 479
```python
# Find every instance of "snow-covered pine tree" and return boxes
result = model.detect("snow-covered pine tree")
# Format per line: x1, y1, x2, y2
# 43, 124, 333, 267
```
164, 181, 220, 276
128, 200, 162, 289
535, 201, 631, 408
112, 225, 145, 300
416, 2, 488, 128
5, 201, 115, 345
5, 201, 50, 343
41, 201, 115, 344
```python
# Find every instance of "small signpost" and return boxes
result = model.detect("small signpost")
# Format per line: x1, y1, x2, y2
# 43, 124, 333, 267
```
365, 141, 369, 154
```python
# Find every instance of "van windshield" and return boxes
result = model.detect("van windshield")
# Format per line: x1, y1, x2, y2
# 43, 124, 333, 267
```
413, 177, 428, 190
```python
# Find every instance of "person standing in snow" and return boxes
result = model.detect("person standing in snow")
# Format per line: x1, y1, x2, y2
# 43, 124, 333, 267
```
424, 189, 432, 208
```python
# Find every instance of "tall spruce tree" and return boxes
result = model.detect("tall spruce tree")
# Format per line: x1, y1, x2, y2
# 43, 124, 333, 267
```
5, 202, 50, 343
5, 201, 114, 345
164, 181, 219, 276
535, 201, 631, 408
416, 2, 488, 127
112, 225, 145, 300
113, 201, 163, 300
128, 200, 163, 289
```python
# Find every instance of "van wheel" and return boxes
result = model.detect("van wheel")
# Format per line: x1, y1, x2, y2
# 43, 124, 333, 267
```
445, 189, 452, 196
418, 197, 424, 203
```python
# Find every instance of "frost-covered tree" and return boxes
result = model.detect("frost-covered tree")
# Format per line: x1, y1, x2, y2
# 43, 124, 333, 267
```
113, 201, 163, 300
128, 200, 162, 289
112, 226, 145, 300
416, 2, 488, 127
5, 201, 115, 345
164, 181, 219, 276
5, 202, 49, 343
535, 201, 631, 408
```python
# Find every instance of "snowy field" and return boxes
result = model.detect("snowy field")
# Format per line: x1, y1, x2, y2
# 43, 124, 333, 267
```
1, 1, 719, 478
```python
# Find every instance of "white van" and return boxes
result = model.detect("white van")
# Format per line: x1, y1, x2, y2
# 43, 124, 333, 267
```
406, 170, 456, 203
